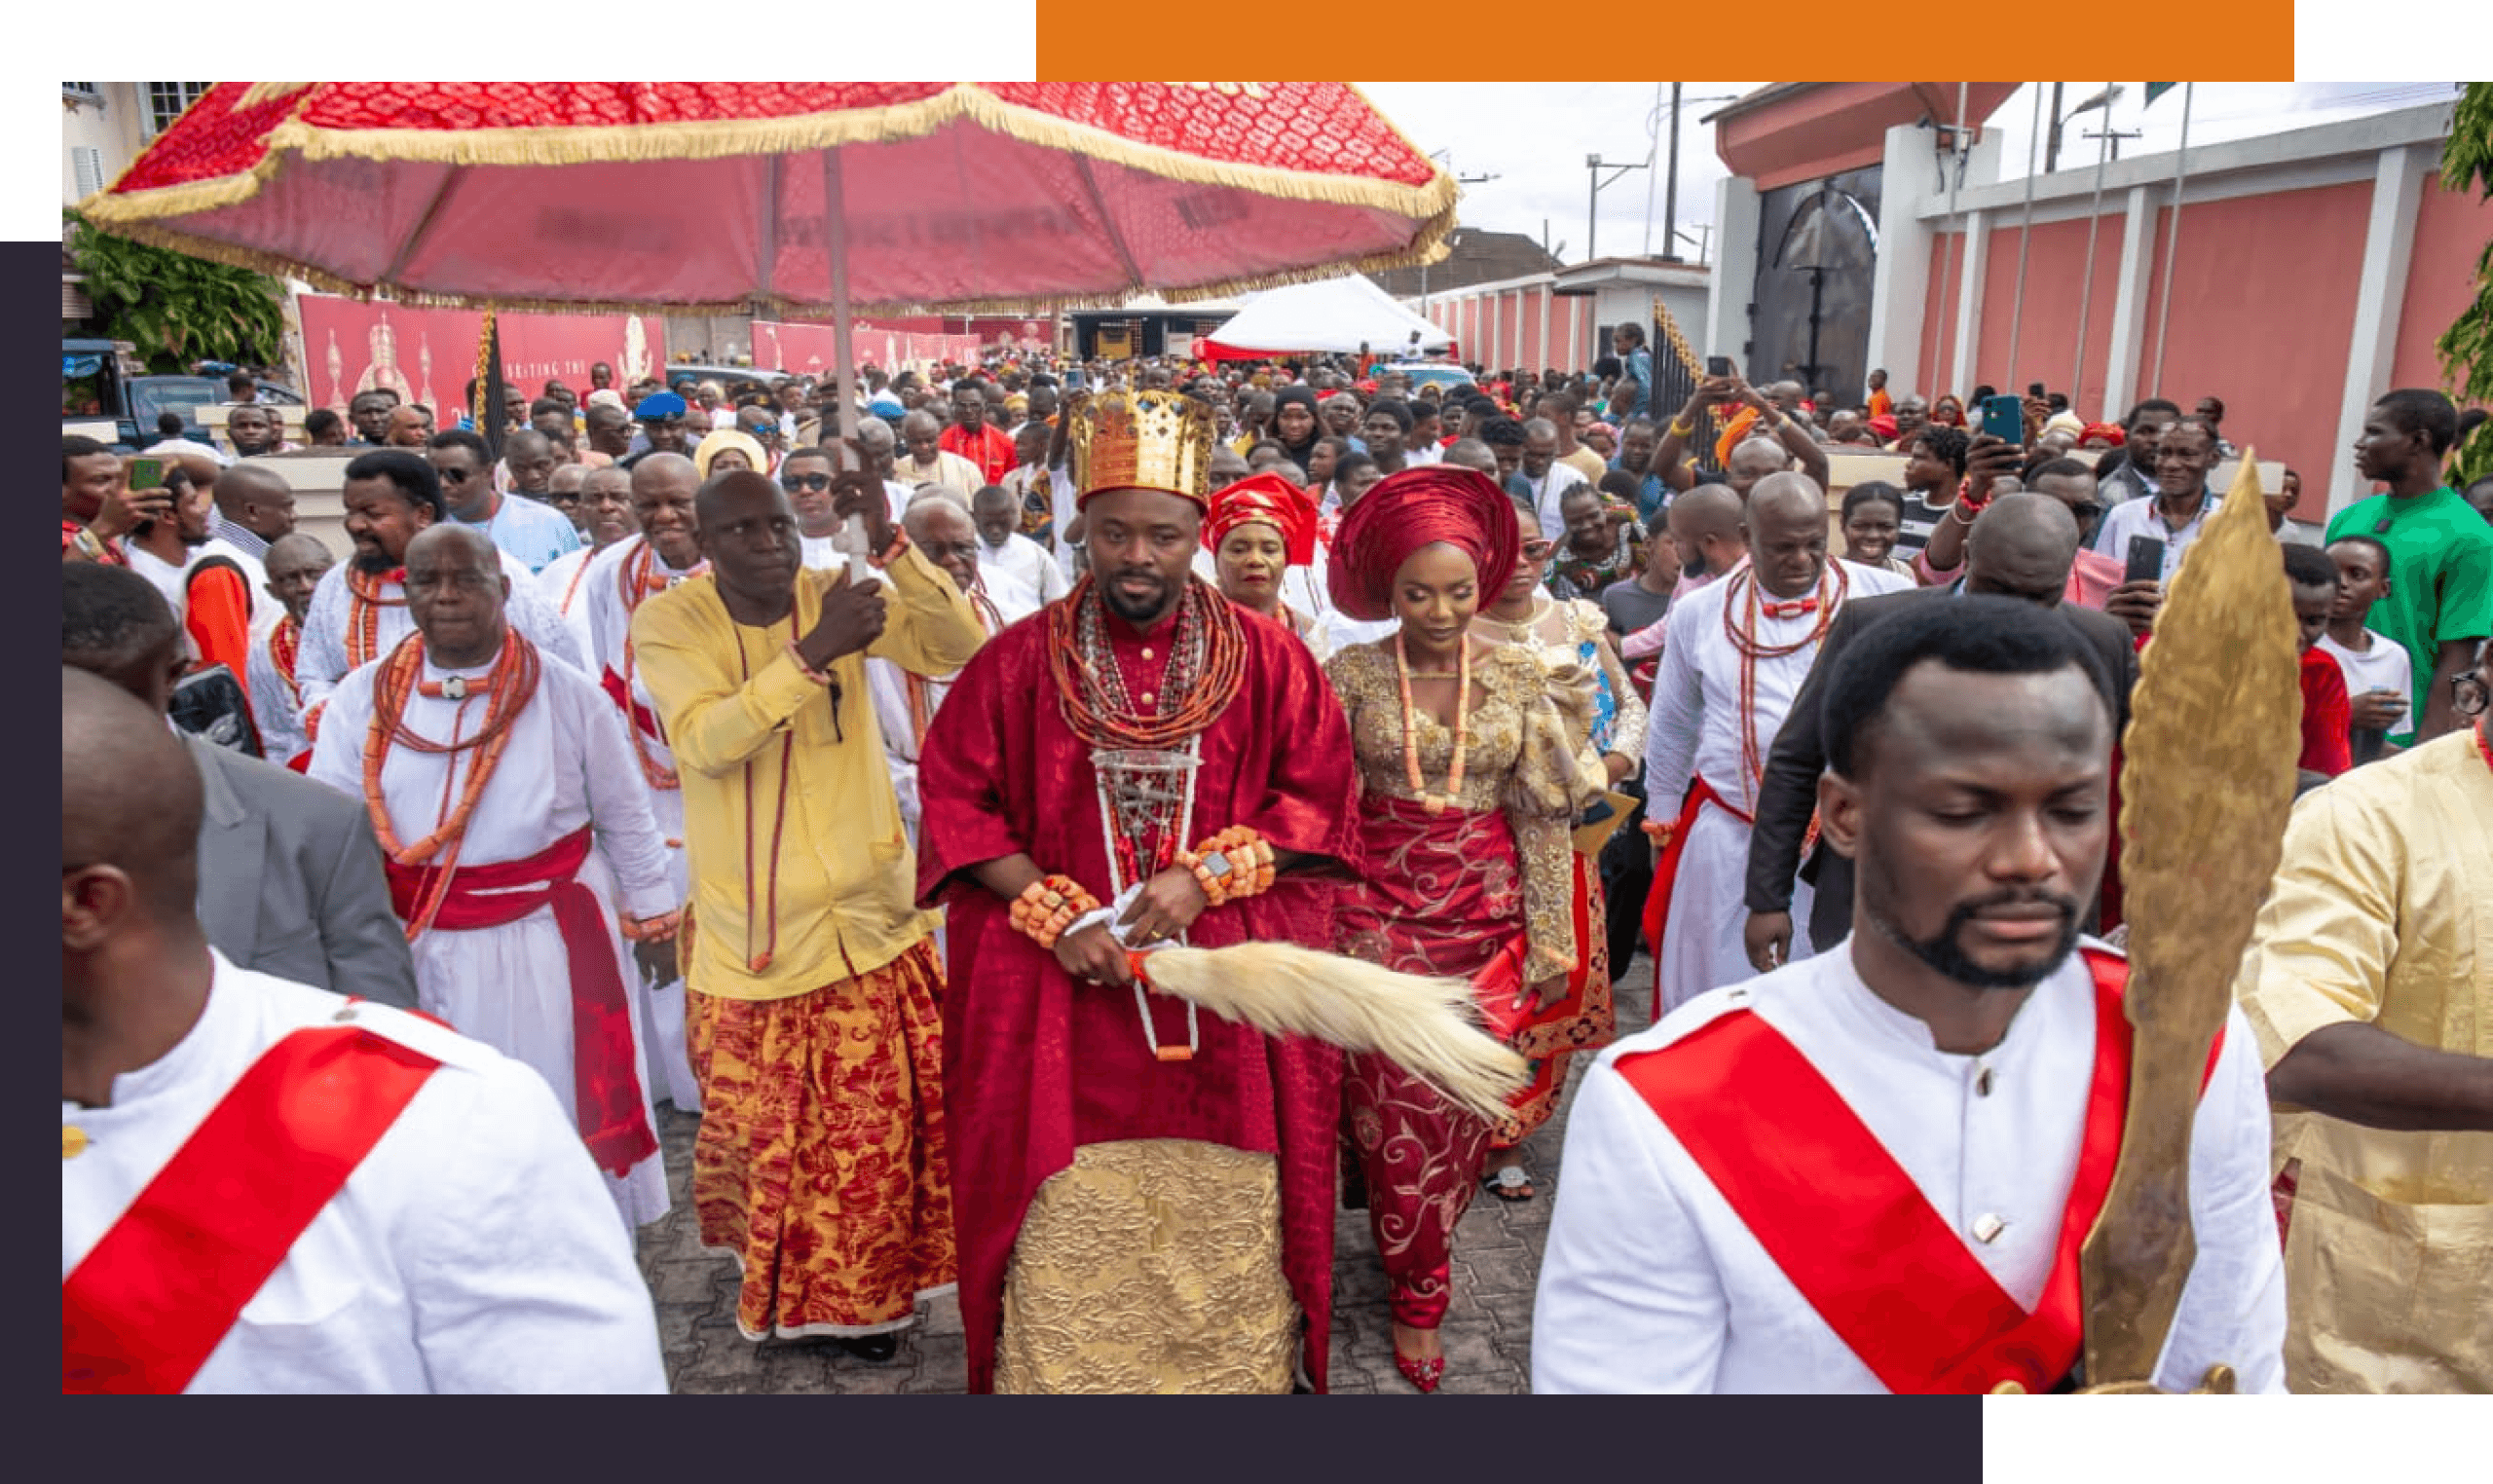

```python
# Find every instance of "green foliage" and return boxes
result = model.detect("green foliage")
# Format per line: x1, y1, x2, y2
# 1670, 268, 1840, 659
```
64, 210, 285, 374
2436, 83, 2493, 486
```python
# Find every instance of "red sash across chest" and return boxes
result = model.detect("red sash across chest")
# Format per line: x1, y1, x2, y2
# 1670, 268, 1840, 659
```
61, 1020, 441, 1394
1614, 948, 2223, 1393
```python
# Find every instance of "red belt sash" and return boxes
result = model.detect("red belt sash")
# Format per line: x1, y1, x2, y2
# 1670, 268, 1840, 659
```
61, 1021, 441, 1393
1641, 775, 1748, 966
1615, 949, 2223, 1393
600, 664, 662, 743
384, 824, 657, 1177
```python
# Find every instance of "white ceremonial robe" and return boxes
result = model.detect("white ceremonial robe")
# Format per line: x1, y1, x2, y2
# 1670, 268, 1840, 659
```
535, 542, 604, 664
1641, 559, 1913, 1015
580, 535, 706, 1113
1532, 942, 2288, 1394
866, 570, 1033, 843
61, 954, 666, 1393
977, 531, 1072, 606
307, 642, 677, 1229
244, 621, 310, 764
294, 550, 586, 723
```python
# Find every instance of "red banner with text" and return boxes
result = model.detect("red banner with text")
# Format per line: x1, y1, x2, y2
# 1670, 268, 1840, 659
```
295, 295, 666, 416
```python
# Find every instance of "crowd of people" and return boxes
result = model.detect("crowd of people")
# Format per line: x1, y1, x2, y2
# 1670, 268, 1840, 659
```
61, 331, 2492, 1395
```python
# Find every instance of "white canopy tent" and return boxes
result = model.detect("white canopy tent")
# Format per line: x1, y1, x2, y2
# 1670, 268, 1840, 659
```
1198, 275, 1454, 361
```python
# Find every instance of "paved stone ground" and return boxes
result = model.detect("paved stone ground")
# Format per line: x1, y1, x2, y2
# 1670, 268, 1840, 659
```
636, 956, 1658, 1394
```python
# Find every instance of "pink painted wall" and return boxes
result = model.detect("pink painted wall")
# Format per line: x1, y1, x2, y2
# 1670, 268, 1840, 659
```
1972, 213, 2127, 411
1520, 290, 1544, 374
2135, 180, 2370, 487
1916, 232, 1965, 400
2390, 169, 2493, 393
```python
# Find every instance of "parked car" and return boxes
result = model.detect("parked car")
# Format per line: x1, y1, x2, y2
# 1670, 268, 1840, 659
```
1387, 361, 1475, 391
64, 339, 301, 449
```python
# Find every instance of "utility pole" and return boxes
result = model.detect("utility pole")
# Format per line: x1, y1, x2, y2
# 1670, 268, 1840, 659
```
2084, 128, 2142, 163
1585, 153, 1647, 263
1661, 84, 1681, 261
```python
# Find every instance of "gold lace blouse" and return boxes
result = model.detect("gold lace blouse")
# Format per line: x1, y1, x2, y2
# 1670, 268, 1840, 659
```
1325, 640, 1589, 983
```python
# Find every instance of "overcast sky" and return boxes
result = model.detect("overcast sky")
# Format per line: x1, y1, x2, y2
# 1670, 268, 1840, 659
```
1358, 82, 2459, 268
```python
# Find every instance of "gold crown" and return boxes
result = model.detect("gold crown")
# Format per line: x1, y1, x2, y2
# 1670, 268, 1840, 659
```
1067, 390, 1215, 506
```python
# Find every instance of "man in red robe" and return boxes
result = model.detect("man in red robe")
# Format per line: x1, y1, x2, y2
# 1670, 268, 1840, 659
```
916, 389, 1358, 1393
939, 381, 1019, 488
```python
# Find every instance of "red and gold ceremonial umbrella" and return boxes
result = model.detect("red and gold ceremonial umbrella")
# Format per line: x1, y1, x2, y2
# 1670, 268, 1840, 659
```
79, 82, 1457, 425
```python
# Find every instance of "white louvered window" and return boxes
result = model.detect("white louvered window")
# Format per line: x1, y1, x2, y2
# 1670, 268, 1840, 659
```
71, 146, 106, 201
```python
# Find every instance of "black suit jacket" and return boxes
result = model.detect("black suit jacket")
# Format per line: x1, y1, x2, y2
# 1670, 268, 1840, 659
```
1742, 585, 2140, 952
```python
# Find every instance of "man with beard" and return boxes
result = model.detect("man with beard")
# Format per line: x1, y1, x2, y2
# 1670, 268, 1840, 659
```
537, 464, 637, 660
246, 533, 336, 769
1639, 476, 1913, 1016
914, 389, 1359, 1392
292, 449, 581, 735
1538, 597, 2286, 1392
628, 467, 984, 1357
309, 525, 678, 1232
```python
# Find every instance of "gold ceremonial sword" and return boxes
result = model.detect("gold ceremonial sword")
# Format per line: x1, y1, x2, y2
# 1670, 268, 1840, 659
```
2074, 454, 2301, 1392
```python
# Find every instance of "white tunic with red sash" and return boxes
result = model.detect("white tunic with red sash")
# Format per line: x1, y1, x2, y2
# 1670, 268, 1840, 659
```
61, 955, 666, 1394
307, 639, 677, 1230
1532, 939, 2287, 1393
581, 534, 702, 1112
1639, 559, 1913, 1016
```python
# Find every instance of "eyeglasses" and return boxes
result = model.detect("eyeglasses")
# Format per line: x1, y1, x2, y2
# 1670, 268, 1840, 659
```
780, 472, 833, 492
433, 465, 474, 483
2454, 673, 2488, 718
1521, 538, 1555, 559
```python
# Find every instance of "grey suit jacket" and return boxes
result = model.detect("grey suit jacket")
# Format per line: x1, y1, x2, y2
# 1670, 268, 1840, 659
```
187, 735, 419, 1008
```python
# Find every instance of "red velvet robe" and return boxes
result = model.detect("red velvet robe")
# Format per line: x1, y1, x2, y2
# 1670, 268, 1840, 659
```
915, 591, 1359, 1392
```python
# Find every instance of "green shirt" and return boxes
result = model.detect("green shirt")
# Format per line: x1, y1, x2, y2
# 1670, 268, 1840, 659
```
2325, 486, 2493, 743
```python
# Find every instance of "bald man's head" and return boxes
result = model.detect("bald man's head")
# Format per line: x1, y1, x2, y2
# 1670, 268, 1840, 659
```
1743, 472, 1831, 599
63, 665, 204, 946
62, 561, 185, 714
1668, 484, 1747, 577
1964, 492, 2081, 607
211, 462, 298, 540
1726, 438, 1794, 498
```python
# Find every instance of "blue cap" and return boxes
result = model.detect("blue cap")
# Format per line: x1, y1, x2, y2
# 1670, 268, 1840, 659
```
635, 390, 688, 421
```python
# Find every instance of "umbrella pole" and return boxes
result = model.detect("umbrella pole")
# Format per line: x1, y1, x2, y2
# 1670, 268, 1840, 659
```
822, 150, 857, 442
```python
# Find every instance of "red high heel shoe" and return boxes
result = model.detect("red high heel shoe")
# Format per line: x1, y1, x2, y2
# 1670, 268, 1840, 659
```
1394, 1349, 1446, 1392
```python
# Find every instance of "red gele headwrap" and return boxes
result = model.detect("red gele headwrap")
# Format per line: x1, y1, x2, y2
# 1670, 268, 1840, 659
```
1867, 413, 1900, 443
2080, 422, 2127, 447
1326, 465, 1521, 623
1204, 473, 1321, 567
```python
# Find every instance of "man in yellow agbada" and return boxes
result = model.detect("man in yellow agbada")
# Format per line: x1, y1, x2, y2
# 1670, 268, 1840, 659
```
631, 467, 986, 1360
2231, 638, 2493, 1392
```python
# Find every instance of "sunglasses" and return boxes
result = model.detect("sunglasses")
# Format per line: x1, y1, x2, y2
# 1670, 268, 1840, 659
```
781, 472, 833, 492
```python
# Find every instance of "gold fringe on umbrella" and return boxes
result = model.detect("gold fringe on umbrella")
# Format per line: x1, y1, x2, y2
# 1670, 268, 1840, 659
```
1132, 942, 1528, 1124
82, 82, 1461, 240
